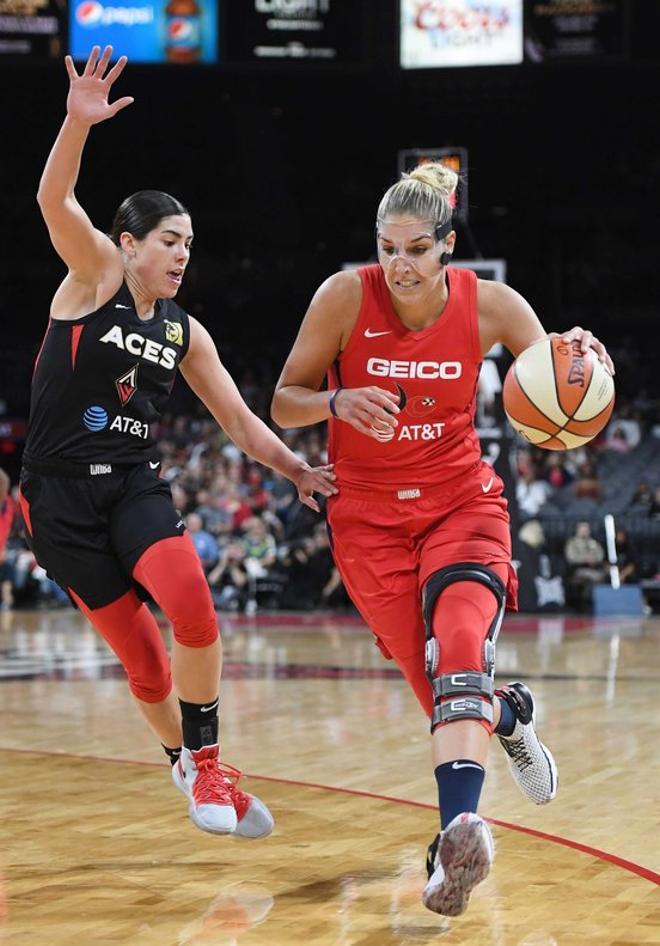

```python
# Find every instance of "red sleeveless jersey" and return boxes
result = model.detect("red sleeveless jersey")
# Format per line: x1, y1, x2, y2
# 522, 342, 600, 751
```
327, 263, 483, 491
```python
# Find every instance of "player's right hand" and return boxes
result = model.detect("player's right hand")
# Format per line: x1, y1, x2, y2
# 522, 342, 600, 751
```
65, 46, 134, 126
331, 386, 400, 439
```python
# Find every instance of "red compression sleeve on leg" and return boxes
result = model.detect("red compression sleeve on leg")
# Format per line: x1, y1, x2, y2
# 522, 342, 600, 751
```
69, 588, 172, 703
133, 534, 219, 648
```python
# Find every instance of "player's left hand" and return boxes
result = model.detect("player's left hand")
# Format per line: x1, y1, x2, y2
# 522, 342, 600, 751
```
295, 464, 338, 512
551, 327, 615, 375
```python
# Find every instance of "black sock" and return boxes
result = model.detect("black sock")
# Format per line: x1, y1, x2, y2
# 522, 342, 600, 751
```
179, 697, 219, 750
435, 760, 485, 830
494, 695, 516, 737
162, 744, 182, 766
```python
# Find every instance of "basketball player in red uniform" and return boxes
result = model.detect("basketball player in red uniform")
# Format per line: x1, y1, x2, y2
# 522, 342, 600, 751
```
21, 47, 337, 840
272, 162, 614, 916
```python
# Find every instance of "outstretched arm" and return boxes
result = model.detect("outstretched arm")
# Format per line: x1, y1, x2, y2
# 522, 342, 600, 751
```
37, 46, 133, 282
180, 318, 337, 512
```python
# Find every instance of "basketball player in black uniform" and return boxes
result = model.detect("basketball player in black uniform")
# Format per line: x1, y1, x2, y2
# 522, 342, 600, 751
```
20, 46, 337, 838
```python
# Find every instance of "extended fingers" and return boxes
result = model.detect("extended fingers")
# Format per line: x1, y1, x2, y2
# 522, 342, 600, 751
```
83, 45, 101, 76
64, 55, 78, 81
105, 54, 129, 85
94, 45, 113, 77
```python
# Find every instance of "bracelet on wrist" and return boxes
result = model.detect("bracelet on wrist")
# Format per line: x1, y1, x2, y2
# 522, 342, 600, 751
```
329, 387, 344, 418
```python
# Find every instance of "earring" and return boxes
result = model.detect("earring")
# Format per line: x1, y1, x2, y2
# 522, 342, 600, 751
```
439, 251, 453, 266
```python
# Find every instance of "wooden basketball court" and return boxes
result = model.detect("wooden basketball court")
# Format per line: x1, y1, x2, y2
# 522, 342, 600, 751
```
1, 607, 659, 945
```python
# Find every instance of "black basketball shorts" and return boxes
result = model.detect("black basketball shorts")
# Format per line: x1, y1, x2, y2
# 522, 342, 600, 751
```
19, 459, 185, 609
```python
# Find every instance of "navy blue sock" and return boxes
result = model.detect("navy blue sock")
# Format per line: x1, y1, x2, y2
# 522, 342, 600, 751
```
494, 695, 516, 737
435, 760, 485, 830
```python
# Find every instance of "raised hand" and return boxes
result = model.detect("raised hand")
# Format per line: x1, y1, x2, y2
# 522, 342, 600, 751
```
65, 45, 134, 126
295, 464, 338, 513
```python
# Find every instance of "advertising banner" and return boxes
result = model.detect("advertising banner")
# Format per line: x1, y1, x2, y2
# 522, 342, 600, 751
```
0, 0, 65, 59
225, 0, 361, 64
525, 0, 628, 62
400, 0, 523, 69
70, 0, 218, 64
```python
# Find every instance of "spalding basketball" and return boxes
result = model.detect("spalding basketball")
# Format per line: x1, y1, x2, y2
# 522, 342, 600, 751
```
502, 337, 615, 450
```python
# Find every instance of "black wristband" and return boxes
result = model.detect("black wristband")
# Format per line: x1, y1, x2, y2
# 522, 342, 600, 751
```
329, 387, 344, 418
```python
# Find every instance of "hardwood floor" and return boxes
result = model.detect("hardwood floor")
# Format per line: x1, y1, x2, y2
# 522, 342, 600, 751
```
1, 607, 659, 945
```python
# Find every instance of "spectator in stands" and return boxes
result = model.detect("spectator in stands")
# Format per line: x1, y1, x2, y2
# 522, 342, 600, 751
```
611, 407, 642, 450
631, 480, 653, 512
244, 467, 270, 515
564, 521, 606, 611
267, 469, 298, 531
242, 516, 277, 581
194, 486, 235, 541
543, 453, 573, 490
572, 462, 602, 502
615, 528, 638, 585
185, 512, 219, 573
603, 423, 632, 454
650, 486, 660, 520
280, 536, 318, 609
221, 481, 253, 532
207, 540, 249, 611
516, 467, 552, 520
309, 522, 348, 609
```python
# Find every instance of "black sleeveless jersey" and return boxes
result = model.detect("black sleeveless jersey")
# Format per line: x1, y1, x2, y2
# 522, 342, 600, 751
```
24, 281, 191, 464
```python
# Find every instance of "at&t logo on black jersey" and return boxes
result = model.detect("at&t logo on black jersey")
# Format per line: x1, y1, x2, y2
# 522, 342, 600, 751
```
82, 405, 148, 440
99, 325, 177, 369
83, 405, 108, 431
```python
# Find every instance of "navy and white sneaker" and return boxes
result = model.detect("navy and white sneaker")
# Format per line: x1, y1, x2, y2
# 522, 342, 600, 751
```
496, 682, 558, 805
422, 812, 494, 917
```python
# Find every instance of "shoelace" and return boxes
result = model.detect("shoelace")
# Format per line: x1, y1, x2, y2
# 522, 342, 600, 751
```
192, 756, 235, 806
503, 737, 533, 770
218, 762, 251, 815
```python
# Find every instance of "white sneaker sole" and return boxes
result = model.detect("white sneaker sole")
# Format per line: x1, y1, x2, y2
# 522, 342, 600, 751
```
423, 820, 492, 917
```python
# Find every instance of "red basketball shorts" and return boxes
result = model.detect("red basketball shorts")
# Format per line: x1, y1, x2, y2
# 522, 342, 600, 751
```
326, 463, 518, 717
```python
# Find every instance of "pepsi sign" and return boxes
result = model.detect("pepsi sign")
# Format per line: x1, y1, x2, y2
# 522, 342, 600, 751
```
69, 0, 218, 63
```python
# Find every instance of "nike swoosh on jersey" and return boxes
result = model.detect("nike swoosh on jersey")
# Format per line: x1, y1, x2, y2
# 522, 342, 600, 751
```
481, 477, 494, 493
364, 328, 391, 338
115, 303, 131, 309
149, 461, 160, 469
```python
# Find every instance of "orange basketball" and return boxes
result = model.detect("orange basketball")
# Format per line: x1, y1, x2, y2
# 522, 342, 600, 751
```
502, 337, 615, 450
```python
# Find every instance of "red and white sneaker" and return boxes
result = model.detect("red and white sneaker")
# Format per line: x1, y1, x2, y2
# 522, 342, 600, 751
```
173, 745, 237, 835
422, 812, 494, 917
172, 744, 274, 839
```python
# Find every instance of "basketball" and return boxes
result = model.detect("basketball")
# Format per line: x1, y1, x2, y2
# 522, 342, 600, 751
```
502, 337, 615, 450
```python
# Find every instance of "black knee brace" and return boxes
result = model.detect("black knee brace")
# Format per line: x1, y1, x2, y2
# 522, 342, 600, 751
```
422, 562, 507, 731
